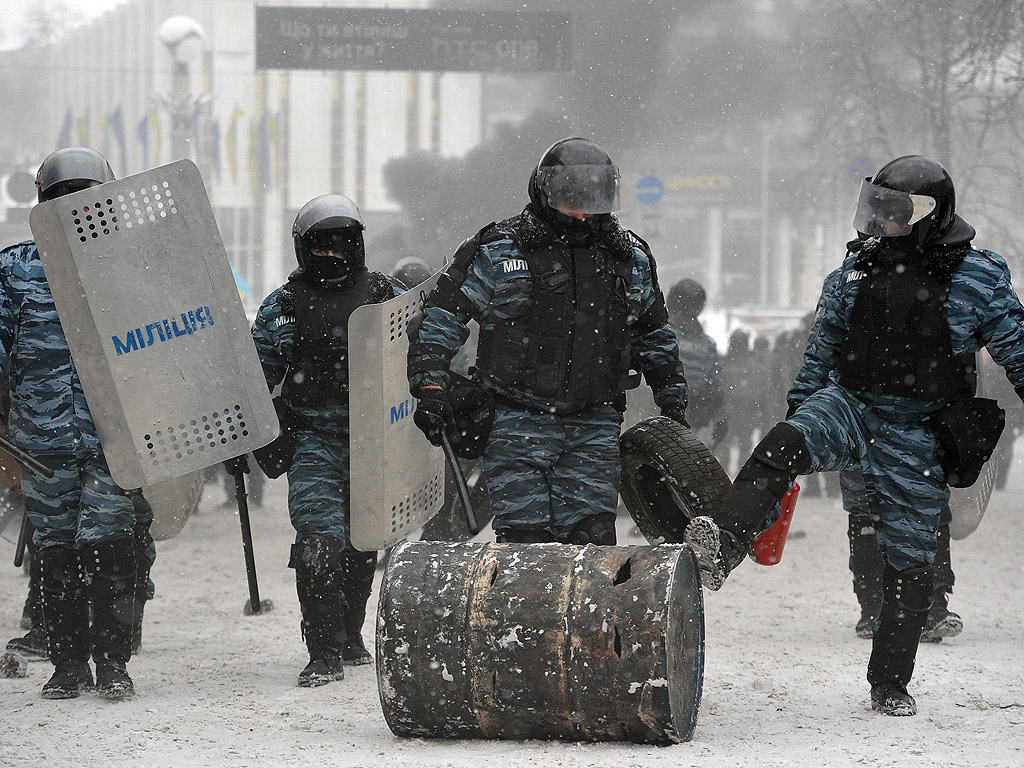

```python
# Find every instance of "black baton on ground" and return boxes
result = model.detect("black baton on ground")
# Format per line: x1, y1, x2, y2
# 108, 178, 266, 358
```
0, 434, 54, 567
232, 465, 265, 615
439, 431, 481, 536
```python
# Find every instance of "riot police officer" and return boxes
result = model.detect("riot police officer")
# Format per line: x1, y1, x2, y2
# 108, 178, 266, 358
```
248, 195, 402, 687
684, 155, 1024, 716
407, 138, 687, 545
0, 147, 140, 699
667, 279, 727, 448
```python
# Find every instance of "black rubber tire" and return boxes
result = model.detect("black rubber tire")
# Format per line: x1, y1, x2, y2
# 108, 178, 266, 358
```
620, 416, 732, 545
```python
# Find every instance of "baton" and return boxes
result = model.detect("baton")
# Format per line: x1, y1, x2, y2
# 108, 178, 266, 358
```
439, 431, 481, 536
0, 435, 55, 479
13, 513, 30, 568
231, 463, 272, 615
0, 435, 53, 568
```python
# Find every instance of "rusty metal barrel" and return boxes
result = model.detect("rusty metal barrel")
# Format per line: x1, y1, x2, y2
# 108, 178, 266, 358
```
376, 541, 704, 745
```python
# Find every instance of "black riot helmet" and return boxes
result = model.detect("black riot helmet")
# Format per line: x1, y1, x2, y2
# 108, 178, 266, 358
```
391, 256, 432, 289
35, 146, 115, 203
528, 138, 620, 240
292, 194, 366, 285
667, 278, 707, 320
852, 155, 974, 249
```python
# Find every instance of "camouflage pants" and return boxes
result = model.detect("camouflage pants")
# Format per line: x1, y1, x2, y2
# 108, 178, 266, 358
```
287, 427, 352, 548
483, 403, 622, 540
22, 451, 137, 549
788, 384, 945, 570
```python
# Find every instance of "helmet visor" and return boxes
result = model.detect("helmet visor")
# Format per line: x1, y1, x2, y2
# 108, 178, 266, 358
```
852, 180, 937, 238
306, 227, 362, 256
536, 164, 621, 214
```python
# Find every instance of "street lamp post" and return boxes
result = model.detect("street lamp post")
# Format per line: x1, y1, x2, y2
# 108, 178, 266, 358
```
156, 16, 207, 163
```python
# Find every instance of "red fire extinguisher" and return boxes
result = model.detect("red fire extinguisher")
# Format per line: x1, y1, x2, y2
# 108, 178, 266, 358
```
749, 482, 801, 566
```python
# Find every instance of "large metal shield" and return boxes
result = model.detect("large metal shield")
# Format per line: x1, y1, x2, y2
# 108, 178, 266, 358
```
348, 273, 445, 551
29, 160, 278, 489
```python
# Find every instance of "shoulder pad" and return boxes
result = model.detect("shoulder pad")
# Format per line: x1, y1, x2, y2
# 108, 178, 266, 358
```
277, 284, 298, 316
477, 221, 503, 245
627, 230, 653, 258
448, 223, 494, 270
367, 271, 395, 303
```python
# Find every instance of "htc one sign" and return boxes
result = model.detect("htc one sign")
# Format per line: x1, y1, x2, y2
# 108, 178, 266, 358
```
255, 7, 571, 72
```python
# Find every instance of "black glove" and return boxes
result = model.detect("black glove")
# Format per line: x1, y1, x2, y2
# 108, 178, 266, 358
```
413, 387, 453, 447
223, 455, 250, 476
661, 403, 690, 429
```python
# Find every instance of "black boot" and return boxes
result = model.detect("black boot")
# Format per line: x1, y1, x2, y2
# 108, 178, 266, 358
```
339, 552, 377, 666
685, 422, 810, 590
38, 547, 93, 699
89, 538, 138, 699
868, 564, 933, 716
8, 545, 49, 659
290, 536, 347, 687
921, 506, 961, 643
848, 514, 883, 639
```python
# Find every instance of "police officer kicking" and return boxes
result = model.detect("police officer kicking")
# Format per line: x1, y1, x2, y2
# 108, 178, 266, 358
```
407, 138, 688, 545
247, 195, 403, 686
684, 156, 1024, 716
0, 148, 142, 699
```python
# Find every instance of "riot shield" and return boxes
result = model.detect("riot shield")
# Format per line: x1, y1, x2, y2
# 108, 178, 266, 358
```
348, 273, 445, 551
29, 160, 277, 489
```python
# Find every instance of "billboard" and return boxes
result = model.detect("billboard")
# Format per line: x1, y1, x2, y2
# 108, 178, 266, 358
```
255, 7, 571, 72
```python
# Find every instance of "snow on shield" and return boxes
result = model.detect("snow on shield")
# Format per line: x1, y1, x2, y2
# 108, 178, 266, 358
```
29, 160, 278, 489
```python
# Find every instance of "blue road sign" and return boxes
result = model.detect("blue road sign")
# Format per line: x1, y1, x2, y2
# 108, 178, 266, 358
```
850, 156, 875, 183
635, 175, 664, 206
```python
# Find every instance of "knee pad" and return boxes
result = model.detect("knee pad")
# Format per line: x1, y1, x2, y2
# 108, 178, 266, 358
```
566, 514, 617, 546
88, 537, 138, 591
338, 551, 377, 583
883, 564, 933, 614
289, 535, 344, 579
848, 514, 876, 540
39, 546, 86, 592
737, 422, 810, 497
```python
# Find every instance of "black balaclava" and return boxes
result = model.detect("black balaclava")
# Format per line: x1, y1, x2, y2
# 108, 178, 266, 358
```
296, 227, 365, 289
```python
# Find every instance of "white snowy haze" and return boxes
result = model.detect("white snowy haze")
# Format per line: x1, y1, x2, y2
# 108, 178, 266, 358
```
1, 1, 1024, 766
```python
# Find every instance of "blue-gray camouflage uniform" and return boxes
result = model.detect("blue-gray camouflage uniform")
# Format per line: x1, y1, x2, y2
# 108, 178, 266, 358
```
251, 275, 404, 547
0, 241, 136, 549
408, 207, 686, 542
786, 247, 1024, 570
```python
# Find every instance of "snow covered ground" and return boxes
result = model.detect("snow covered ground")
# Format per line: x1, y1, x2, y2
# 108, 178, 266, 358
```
2, 450, 1023, 768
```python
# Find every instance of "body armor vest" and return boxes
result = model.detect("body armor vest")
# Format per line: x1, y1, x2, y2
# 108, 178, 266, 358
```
838, 259, 975, 401
476, 226, 634, 409
282, 270, 374, 408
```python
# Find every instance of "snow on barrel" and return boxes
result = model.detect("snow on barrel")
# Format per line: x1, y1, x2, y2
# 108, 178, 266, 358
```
376, 541, 704, 745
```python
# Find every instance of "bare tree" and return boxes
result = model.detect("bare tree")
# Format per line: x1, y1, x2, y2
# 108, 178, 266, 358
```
21, 0, 78, 48
807, 0, 1024, 260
